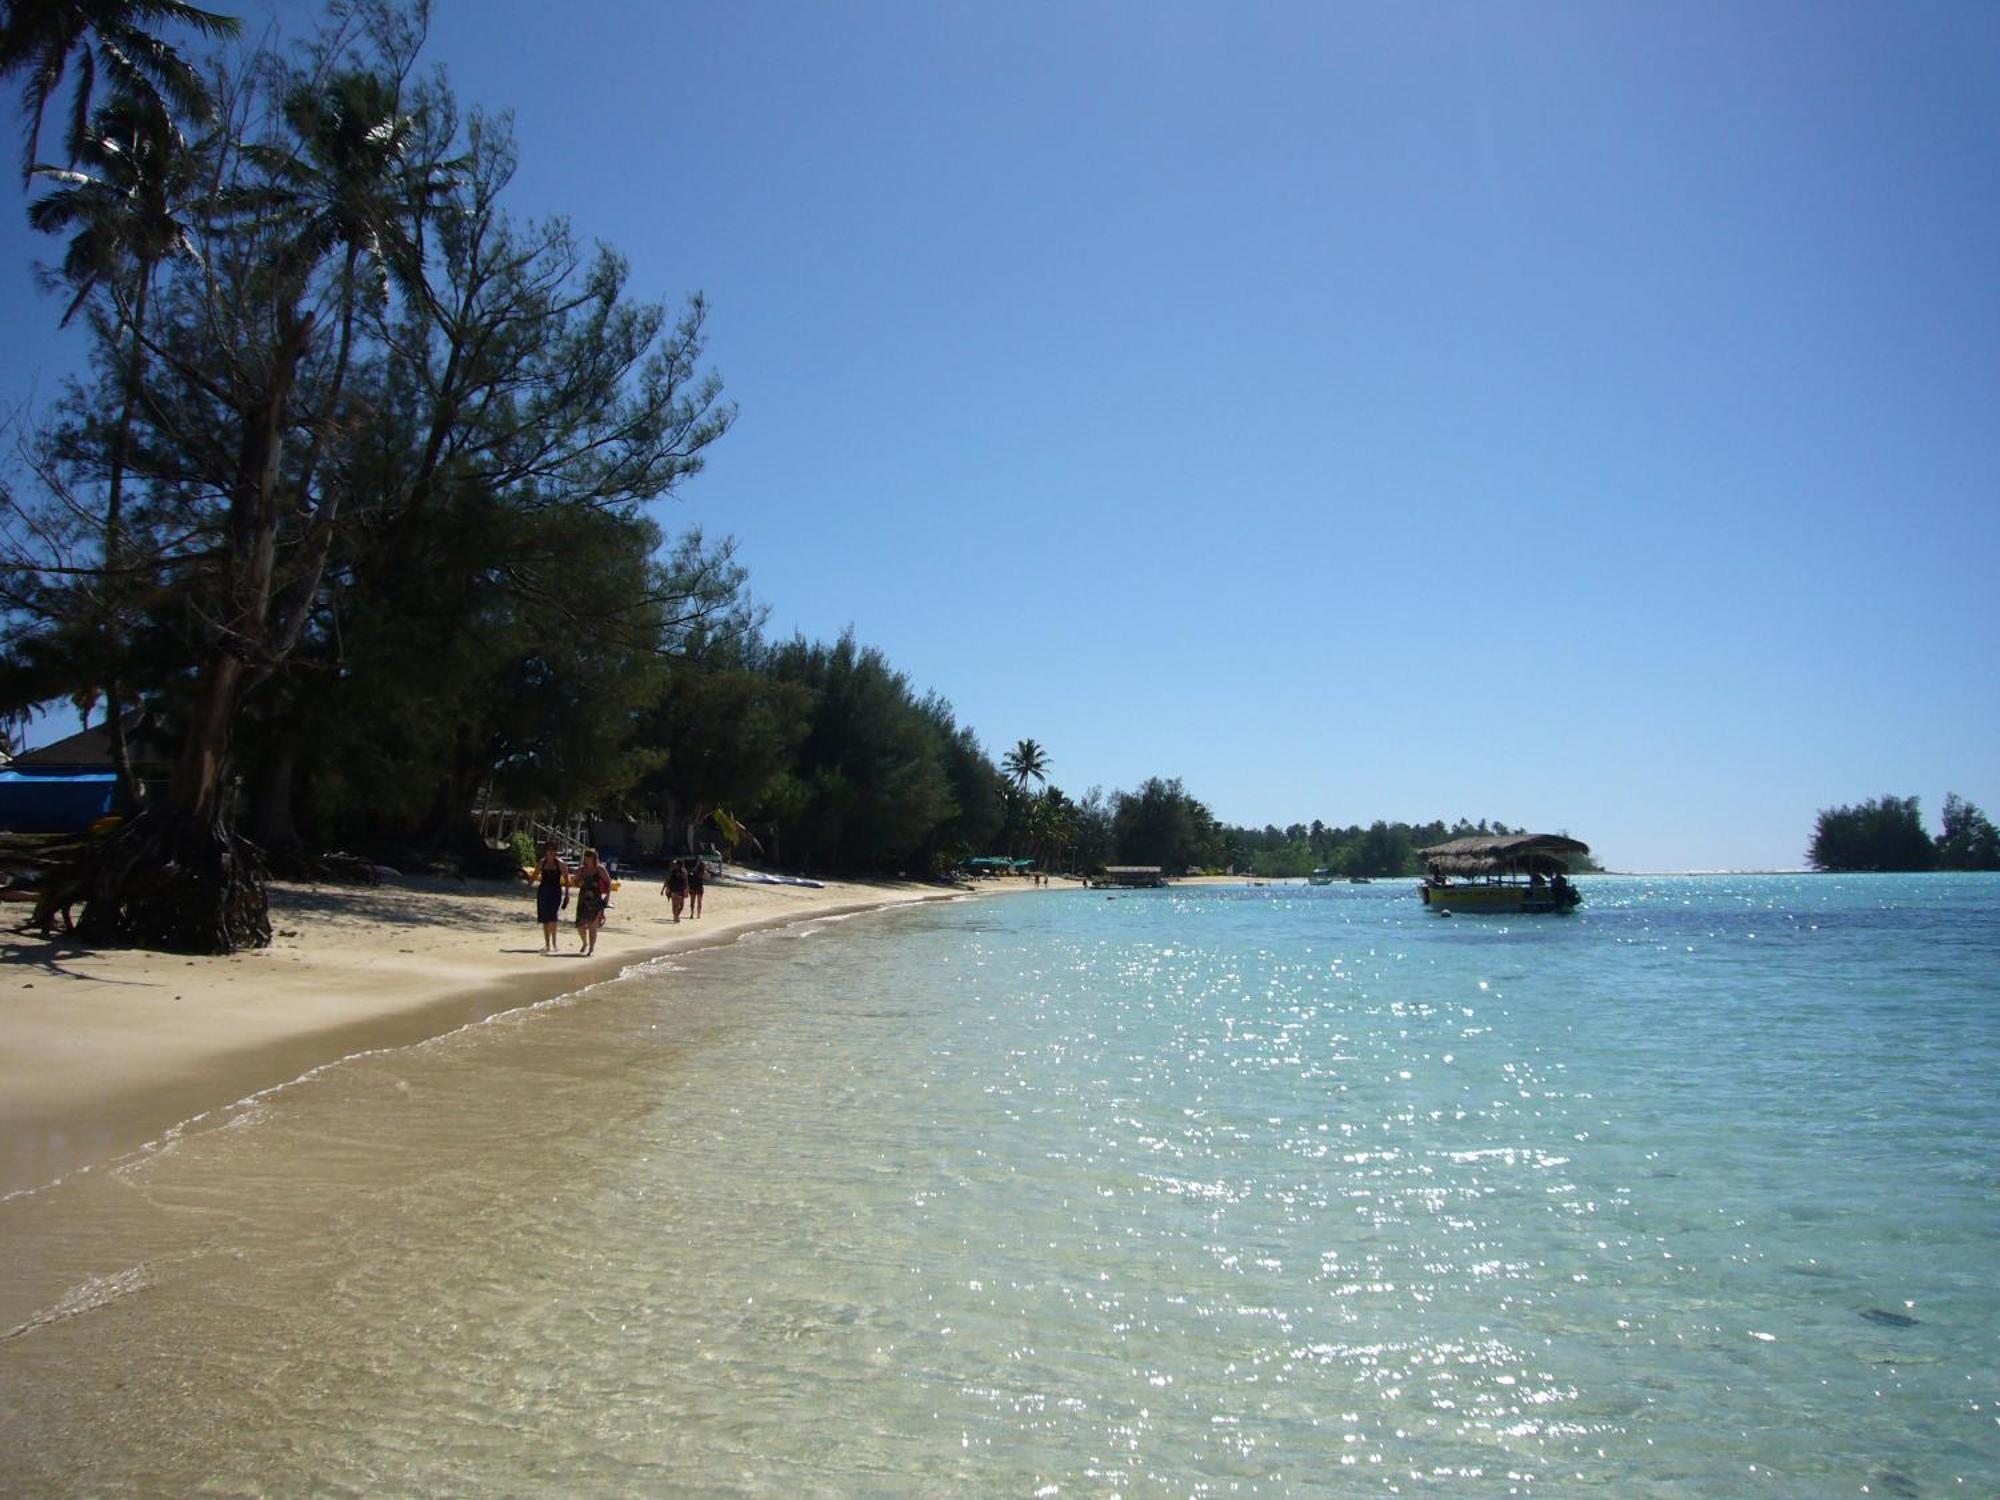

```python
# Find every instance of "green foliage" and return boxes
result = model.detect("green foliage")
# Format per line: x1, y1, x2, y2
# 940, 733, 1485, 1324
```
2, 8, 744, 882
1222, 817, 1545, 879
3, 1, 1699, 910
0, 0, 239, 183
632, 636, 811, 854
1002, 738, 1049, 794
1934, 794, 2000, 871
1808, 795, 1936, 872
507, 830, 537, 871
920, 697, 1008, 867
752, 632, 958, 874
1110, 777, 1218, 874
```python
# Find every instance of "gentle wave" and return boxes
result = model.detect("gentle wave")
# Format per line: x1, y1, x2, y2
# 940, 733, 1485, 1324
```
1, 876, 1994, 1497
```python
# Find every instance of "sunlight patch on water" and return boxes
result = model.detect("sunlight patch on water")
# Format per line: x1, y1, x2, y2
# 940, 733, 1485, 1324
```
1, 877, 1996, 1495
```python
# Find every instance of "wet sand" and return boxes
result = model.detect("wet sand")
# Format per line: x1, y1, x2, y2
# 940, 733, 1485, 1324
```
0, 869, 1072, 1198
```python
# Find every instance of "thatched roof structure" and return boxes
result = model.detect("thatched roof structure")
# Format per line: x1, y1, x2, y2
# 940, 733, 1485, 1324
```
1417, 833, 1589, 876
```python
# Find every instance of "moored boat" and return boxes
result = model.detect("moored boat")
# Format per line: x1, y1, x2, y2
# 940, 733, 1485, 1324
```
1416, 834, 1587, 914
1307, 868, 1335, 886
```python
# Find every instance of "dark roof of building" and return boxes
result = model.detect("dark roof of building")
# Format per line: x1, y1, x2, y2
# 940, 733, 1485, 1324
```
11, 717, 170, 770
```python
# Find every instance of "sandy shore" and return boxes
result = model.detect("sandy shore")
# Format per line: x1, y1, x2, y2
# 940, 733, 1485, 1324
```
0, 869, 1075, 1198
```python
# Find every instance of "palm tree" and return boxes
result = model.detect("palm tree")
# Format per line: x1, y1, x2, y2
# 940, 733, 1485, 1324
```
27, 88, 205, 797
28, 91, 199, 321
1030, 785, 1076, 874
245, 68, 447, 437
1002, 737, 1049, 795
0, 0, 239, 184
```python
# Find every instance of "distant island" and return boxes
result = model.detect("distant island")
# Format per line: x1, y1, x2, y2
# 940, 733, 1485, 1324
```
1809, 794, 2000, 872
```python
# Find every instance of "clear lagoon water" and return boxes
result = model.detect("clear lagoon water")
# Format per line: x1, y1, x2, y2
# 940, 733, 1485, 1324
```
2, 874, 1996, 1496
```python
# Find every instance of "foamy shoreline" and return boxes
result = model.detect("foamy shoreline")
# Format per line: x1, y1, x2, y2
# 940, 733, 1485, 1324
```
0, 869, 1072, 1198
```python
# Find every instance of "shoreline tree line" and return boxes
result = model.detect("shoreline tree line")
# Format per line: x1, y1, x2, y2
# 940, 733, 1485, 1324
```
0, 0, 1579, 954
1808, 795, 2000, 872
6, 4, 1976, 954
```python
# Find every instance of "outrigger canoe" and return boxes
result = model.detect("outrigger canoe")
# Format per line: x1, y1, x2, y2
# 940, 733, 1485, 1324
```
1416, 834, 1586, 914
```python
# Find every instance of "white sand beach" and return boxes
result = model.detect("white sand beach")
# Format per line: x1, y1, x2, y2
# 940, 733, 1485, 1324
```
0, 869, 1072, 1198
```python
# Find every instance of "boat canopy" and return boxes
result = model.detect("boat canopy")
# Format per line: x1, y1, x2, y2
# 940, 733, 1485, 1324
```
1417, 833, 1588, 877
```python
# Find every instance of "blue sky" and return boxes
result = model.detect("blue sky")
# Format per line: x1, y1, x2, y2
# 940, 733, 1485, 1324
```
4, 1, 1996, 870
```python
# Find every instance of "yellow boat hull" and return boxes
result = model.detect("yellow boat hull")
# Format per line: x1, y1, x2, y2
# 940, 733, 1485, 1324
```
1418, 881, 1578, 914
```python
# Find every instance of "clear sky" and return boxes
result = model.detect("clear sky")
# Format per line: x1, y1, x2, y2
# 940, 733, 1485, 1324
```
4, 1, 1996, 871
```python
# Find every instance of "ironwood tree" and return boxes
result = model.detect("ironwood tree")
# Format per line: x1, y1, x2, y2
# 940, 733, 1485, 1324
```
1933, 793, 1998, 871
0, 1, 737, 949
1807, 795, 1936, 872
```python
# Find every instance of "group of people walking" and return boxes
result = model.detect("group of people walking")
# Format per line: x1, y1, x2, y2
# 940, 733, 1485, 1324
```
532, 843, 708, 956
534, 843, 613, 955
661, 857, 704, 922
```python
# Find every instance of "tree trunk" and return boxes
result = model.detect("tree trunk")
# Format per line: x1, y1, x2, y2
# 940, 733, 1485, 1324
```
77, 651, 272, 951
75, 307, 312, 953
102, 274, 148, 809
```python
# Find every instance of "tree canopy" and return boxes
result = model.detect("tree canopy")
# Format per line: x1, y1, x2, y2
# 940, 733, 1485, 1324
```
1935, 794, 2000, 871
1808, 795, 1936, 872
0, 0, 741, 946
0, 0, 239, 182
1809, 793, 2000, 872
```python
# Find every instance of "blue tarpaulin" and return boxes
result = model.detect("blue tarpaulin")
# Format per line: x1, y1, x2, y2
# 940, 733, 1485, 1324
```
0, 770, 115, 833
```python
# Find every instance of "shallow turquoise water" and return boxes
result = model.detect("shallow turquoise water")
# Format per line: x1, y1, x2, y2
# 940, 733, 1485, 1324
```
2, 875, 1996, 1495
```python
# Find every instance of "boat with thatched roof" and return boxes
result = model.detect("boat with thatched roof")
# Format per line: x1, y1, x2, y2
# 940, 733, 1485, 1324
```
1416, 833, 1588, 914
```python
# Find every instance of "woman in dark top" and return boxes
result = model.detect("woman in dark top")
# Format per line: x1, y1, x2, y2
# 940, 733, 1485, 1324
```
664, 860, 689, 922
535, 842, 568, 954
687, 857, 705, 920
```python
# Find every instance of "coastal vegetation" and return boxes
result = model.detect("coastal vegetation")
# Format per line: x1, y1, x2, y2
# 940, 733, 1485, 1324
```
0, 0, 1546, 946
0, 0, 739, 946
1221, 817, 1594, 880
26, 4, 1979, 952
1808, 794, 2000, 872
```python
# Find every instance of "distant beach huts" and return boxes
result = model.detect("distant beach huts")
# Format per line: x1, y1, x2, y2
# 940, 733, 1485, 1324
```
962, 856, 1036, 877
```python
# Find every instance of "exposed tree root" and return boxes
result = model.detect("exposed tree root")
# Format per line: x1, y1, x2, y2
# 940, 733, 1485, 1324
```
263, 839, 381, 886
75, 810, 271, 954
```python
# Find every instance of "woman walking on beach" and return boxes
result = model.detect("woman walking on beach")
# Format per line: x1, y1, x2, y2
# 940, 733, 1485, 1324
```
574, 848, 612, 955
664, 859, 689, 922
535, 842, 569, 954
687, 856, 705, 919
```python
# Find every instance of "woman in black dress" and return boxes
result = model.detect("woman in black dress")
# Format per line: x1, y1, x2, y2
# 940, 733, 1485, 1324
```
535, 842, 568, 954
